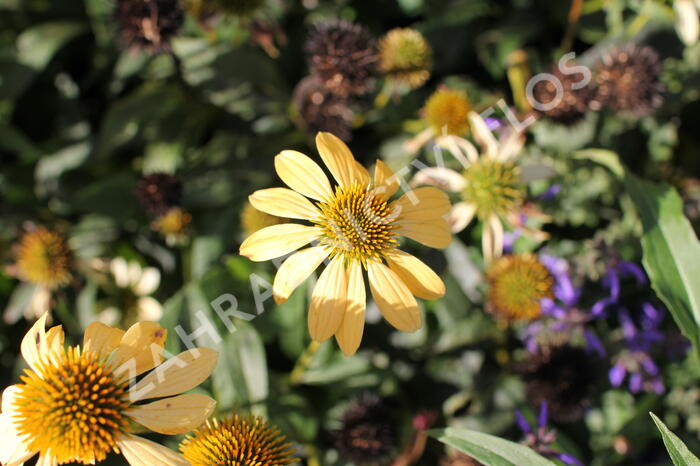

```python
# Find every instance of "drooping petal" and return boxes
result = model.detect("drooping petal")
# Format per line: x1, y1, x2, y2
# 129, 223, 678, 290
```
468, 111, 498, 157
273, 246, 330, 304
392, 187, 451, 222
20, 312, 49, 371
117, 434, 190, 466
316, 132, 366, 188
128, 393, 216, 435
367, 259, 421, 332
384, 249, 445, 300
44, 325, 64, 362
373, 160, 400, 201
395, 220, 452, 249
410, 167, 466, 193
274, 150, 333, 201
308, 256, 347, 342
129, 348, 218, 402
239, 224, 321, 262
112, 322, 167, 380
335, 260, 366, 356
448, 202, 477, 233
83, 321, 125, 359
498, 128, 525, 162
0, 411, 36, 466
134, 267, 160, 296
249, 188, 322, 221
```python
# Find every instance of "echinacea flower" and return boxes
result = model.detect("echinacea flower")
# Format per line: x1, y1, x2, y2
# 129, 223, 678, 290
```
515, 402, 583, 465
412, 111, 544, 262
180, 414, 297, 465
486, 254, 554, 321
16, 227, 72, 290
0, 313, 218, 466
378, 28, 432, 91
239, 132, 451, 355
531, 65, 596, 125
115, 0, 184, 53
334, 395, 397, 465
293, 74, 355, 142
154, 207, 192, 245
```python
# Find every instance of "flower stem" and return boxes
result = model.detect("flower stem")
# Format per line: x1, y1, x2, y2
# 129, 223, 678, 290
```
560, 0, 584, 52
289, 340, 321, 385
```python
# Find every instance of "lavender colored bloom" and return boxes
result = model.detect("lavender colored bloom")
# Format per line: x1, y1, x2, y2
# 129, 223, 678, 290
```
539, 184, 562, 201
517, 402, 583, 466
592, 261, 647, 315
485, 117, 502, 130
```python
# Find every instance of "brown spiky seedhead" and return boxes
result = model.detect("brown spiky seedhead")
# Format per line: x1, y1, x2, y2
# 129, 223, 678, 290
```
305, 20, 378, 98
293, 75, 354, 141
334, 395, 397, 465
135, 173, 183, 218
595, 44, 664, 116
115, 0, 184, 53
531, 66, 596, 125
522, 345, 596, 422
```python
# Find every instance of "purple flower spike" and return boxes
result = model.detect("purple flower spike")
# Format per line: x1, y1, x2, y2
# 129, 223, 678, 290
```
629, 372, 643, 393
584, 330, 606, 357
558, 453, 585, 466
617, 261, 647, 285
515, 410, 531, 434
538, 402, 548, 429
609, 363, 626, 387
539, 184, 562, 201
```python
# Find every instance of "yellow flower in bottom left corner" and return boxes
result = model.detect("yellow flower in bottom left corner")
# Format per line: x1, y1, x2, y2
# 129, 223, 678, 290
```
0, 313, 218, 466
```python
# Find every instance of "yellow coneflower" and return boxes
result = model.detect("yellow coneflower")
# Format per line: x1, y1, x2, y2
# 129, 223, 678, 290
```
379, 28, 432, 90
180, 414, 297, 465
0, 313, 218, 466
239, 132, 451, 355
424, 88, 470, 136
240, 200, 286, 236
16, 227, 72, 290
486, 254, 553, 321
153, 207, 192, 245
412, 111, 548, 262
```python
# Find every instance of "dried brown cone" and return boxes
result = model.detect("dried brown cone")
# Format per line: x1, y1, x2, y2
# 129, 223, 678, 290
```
334, 395, 397, 466
115, 0, 184, 53
292, 75, 354, 141
305, 19, 378, 98
135, 173, 183, 218
595, 44, 664, 116
522, 345, 596, 423
531, 66, 596, 125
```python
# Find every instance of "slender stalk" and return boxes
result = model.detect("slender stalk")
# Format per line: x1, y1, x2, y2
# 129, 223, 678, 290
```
561, 0, 584, 52
289, 340, 321, 385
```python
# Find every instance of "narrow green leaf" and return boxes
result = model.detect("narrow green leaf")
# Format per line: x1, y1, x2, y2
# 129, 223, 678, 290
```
650, 412, 700, 466
624, 174, 700, 358
427, 427, 557, 466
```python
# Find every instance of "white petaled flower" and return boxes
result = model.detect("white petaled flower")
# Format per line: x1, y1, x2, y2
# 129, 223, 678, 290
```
104, 257, 163, 323
412, 111, 545, 263
675, 0, 700, 46
0, 313, 218, 466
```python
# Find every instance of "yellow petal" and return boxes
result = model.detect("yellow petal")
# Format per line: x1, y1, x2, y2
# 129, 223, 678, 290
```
273, 246, 330, 304
239, 223, 321, 262
20, 312, 49, 372
385, 249, 445, 300
316, 132, 364, 188
83, 321, 125, 359
129, 348, 218, 402
44, 325, 64, 362
395, 220, 452, 249
393, 186, 451, 221
117, 434, 190, 466
367, 259, 421, 332
274, 150, 333, 201
335, 260, 366, 356
373, 160, 400, 201
249, 188, 321, 221
308, 256, 347, 342
112, 322, 167, 379
354, 161, 371, 186
128, 393, 216, 435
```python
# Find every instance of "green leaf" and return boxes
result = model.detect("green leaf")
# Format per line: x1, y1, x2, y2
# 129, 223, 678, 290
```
16, 22, 88, 70
650, 412, 700, 466
428, 427, 557, 466
624, 174, 700, 358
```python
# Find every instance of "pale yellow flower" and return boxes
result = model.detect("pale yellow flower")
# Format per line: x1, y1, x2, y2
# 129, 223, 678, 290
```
239, 132, 451, 356
412, 111, 546, 263
0, 313, 218, 466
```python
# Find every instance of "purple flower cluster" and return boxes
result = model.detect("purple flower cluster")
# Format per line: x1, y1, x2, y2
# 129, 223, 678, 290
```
515, 402, 583, 466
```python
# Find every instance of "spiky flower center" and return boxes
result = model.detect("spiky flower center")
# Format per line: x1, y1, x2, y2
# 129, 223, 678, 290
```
462, 159, 523, 220
13, 347, 130, 464
379, 28, 432, 88
315, 183, 398, 262
487, 254, 553, 321
17, 227, 72, 289
180, 415, 297, 466
156, 207, 192, 235
424, 88, 470, 136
